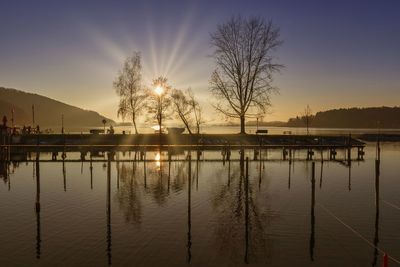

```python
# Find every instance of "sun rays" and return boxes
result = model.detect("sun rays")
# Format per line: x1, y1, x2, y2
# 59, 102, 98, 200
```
84, 5, 209, 91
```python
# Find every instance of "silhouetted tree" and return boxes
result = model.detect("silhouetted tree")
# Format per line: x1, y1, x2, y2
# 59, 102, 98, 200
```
171, 88, 203, 134
302, 105, 313, 135
114, 52, 147, 134
187, 89, 203, 134
147, 77, 172, 134
171, 89, 193, 134
210, 16, 283, 134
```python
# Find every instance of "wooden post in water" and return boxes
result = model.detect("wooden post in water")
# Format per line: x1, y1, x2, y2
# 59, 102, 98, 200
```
348, 162, 352, 191
244, 157, 249, 264
319, 161, 324, 189
376, 139, 381, 161
288, 156, 292, 190
253, 148, 258, 161
375, 159, 380, 208
35, 157, 41, 259
187, 154, 192, 263
106, 155, 112, 265
357, 147, 365, 161
196, 154, 199, 191
116, 152, 120, 190
372, 158, 380, 266
329, 148, 337, 160
227, 156, 231, 188
258, 146, 262, 189
90, 156, 93, 190
143, 151, 147, 189
307, 149, 314, 161
347, 134, 352, 166
310, 161, 315, 261
62, 157, 66, 192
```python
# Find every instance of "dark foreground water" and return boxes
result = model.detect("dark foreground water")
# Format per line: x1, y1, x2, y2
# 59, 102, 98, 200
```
1, 143, 400, 267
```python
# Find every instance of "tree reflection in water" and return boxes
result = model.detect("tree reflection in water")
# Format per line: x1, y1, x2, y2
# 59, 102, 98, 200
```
114, 150, 273, 263
210, 151, 273, 264
114, 161, 143, 225
114, 151, 191, 225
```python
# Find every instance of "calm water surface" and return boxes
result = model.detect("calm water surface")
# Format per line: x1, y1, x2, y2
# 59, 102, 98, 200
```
1, 143, 400, 266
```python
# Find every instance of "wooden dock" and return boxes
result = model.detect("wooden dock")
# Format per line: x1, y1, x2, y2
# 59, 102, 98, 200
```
0, 133, 365, 162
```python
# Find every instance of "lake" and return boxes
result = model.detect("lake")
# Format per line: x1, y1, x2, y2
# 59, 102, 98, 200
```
1, 139, 400, 266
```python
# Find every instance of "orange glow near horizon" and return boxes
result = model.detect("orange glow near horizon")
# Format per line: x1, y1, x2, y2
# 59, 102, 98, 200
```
155, 152, 161, 169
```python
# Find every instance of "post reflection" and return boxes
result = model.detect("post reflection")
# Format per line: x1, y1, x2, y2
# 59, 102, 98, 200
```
187, 154, 192, 263
62, 159, 66, 192
106, 156, 112, 265
0, 147, 377, 265
319, 161, 324, 189
35, 156, 41, 260
288, 157, 291, 189
244, 156, 249, 264
89, 157, 93, 190
115, 161, 143, 225
348, 163, 352, 191
210, 149, 269, 265
0, 161, 10, 190
258, 149, 262, 190
372, 159, 380, 266
310, 162, 316, 261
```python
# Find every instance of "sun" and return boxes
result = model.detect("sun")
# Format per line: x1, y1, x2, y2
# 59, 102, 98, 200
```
154, 85, 164, 96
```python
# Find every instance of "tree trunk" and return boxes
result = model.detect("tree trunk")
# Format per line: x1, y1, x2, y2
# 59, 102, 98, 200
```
240, 115, 246, 134
180, 115, 192, 135
133, 119, 138, 134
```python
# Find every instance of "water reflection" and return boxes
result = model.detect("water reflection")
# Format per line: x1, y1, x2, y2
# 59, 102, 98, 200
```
62, 159, 67, 192
2, 145, 399, 266
35, 157, 41, 260
187, 155, 192, 263
106, 156, 112, 265
310, 162, 316, 261
115, 161, 143, 225
0, 161, 11, 190
372, 159, 380, 266
90, 157, 93, 190
210, 151, 270, 264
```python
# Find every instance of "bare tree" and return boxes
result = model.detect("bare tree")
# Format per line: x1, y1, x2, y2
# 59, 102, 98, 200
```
302, 105, 313, 135
171, 88, 204, 135
114, 52, 147, 134
171, 89, 193, 134
147, 76, 172, 135
187, 89, 203, 134
210, 16, 283, 134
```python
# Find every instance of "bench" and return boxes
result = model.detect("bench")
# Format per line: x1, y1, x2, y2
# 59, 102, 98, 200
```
89, 129, 104, 134
256, 129, 268, 134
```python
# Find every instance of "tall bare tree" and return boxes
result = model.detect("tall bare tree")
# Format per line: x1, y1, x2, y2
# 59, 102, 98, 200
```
210, 16, 283, 134
114, 52, 147, 134
147, 76, 172, 135
171, 88, 203, 135
302, 105, 313, 135
187, 89, 203, 134
171, 89, 193, 134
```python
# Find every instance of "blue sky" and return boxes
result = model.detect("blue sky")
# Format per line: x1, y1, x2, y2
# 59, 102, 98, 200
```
1, 0, 399, 122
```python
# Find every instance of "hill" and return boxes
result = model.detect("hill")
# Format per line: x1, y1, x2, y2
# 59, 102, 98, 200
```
0, 87, 114, 129
286, 107, 400, 128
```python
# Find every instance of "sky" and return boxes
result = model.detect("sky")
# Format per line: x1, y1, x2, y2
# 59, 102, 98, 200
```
1, 0, 399, 123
